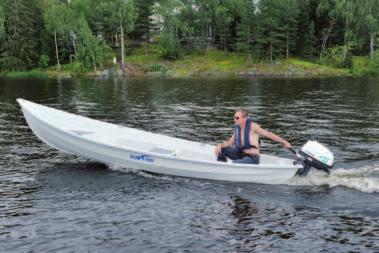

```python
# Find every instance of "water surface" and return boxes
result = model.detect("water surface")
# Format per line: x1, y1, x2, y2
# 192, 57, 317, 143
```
0, 77, 378, 252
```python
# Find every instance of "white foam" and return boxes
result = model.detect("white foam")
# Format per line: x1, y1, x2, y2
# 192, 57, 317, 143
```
108, 164, 174, 181
287, 165, 379, 193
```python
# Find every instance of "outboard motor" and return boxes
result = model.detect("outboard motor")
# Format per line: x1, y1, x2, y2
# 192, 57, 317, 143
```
293, 141, 334, 176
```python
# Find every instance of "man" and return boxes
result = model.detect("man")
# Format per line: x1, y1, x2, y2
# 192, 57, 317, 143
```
215, 108, 292, 164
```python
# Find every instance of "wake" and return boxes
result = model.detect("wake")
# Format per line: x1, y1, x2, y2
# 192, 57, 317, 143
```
288, 165, 379, 193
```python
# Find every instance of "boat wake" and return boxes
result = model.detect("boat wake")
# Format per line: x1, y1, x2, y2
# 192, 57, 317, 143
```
288, 165, 379, 193
108, 164, 175, 181
108, 163, 379, 193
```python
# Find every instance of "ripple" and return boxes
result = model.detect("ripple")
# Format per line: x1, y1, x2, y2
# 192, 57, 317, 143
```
1, 77, 378, 252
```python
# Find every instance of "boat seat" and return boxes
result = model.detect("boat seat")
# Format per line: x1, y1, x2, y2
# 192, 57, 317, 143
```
149, 147, 176, 156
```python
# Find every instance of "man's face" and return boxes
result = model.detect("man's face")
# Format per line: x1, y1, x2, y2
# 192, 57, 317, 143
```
234, 112, 245, 125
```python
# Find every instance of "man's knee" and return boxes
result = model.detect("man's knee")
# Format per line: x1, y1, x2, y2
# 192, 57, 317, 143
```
218, 146, 240, 161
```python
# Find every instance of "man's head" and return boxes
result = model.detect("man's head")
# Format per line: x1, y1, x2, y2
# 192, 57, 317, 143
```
234, 108, 249, 126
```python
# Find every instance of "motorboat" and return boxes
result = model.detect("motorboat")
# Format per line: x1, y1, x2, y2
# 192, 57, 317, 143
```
17, 99, 333, 184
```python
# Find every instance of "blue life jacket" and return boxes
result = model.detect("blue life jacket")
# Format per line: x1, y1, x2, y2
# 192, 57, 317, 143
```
235, 118, 255, 150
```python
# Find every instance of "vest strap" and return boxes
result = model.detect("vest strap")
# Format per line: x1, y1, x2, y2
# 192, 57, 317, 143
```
235, 118, 254, 150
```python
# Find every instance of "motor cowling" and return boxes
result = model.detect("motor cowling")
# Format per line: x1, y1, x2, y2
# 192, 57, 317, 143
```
295, 141, 334, 176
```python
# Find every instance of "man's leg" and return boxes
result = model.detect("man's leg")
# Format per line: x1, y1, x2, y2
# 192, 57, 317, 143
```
217, 146, 241, 162
232, 155, 260, 164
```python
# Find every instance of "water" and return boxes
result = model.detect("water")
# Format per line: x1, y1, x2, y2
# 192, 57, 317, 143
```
0, 76, 378, 252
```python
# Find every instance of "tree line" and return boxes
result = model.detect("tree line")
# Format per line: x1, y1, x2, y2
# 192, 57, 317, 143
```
1, 0, 379, 72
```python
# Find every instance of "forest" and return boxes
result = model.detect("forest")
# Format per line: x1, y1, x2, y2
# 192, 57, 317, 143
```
1, 0, 379, 74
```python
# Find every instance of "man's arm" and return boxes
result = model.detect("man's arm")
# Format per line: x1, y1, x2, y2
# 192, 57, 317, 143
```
254, 124, 292, 149
215, 133, 235, 156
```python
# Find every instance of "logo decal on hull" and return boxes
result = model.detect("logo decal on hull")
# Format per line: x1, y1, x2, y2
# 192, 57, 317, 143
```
129, 154, 154, 163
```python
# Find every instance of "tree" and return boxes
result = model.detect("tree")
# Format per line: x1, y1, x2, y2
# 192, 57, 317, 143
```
179, 0, 210, 52
256, 0, 287, 61
132, 0, 154, 45
104, 0, 138, 70
317, 0, 337, 55
303, 21, 317, 58
75, 14, 102, 71
215, 4, 233, 51
352, 0, 379, 59
335, 0, 354, 61
43, 0, 73, 70
0, 3, 4, 40
0, 0, 42, 71
235, 0, 255, 58
296, 0, 313, 57
281, 0, 298, 59
154, 0, 186, 59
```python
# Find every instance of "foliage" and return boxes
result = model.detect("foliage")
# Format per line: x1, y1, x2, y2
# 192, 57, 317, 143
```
148, 63, 165, 72
0, 3, 4, 40
351, 51, 379, 76
4, 70, 48, 78
1, 0, 379, 75
153, 0, 188, 59
38, 54, 50, 68
320, 45, 352, 68
61, 61, 86, 73
0, 0, 42, 71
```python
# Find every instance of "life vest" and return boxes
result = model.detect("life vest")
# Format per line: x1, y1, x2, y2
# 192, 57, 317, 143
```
235, 118, 256, 150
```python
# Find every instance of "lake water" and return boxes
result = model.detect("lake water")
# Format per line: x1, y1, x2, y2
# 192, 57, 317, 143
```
0, 76, 378, 252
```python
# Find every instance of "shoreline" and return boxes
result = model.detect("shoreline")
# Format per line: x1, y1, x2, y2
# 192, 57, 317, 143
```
0, 51, 362, 79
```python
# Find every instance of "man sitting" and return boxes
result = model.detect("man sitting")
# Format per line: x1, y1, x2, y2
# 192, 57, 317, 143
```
215, 108, 292, 164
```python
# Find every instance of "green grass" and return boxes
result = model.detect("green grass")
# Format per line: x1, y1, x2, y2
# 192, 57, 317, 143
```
123, 48, 351, 77
4, 70, 48, 78
351, 56, 371, 76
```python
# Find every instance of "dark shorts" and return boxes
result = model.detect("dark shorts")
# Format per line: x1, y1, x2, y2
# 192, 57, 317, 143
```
217, 146, 260, 164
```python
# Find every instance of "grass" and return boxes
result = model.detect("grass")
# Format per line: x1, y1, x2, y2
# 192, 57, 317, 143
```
124, 48, 351, 77
351, 56, 371, 76
3, 70, 48, 78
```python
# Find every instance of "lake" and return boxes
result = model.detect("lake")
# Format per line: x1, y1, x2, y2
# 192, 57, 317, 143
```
0, 76, 378, 252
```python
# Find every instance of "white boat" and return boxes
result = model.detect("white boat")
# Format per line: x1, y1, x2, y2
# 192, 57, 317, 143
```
17, 98, 304, 184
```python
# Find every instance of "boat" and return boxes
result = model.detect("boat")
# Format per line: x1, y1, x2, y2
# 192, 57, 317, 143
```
17, 98, 325, 184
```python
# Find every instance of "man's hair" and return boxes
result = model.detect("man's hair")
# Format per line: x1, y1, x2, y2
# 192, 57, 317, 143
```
236, 108, 249, 118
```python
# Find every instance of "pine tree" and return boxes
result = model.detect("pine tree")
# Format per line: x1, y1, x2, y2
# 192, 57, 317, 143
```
235, 0, 255, 58
215, 4, 233, 51
0, 3, 4, 40
281, 0, 298, 59
256, 0, 286, 61
302, 21, 317, 58
132, 0, 154, 43
0, 0, 43, 70
295, 0, 317, 58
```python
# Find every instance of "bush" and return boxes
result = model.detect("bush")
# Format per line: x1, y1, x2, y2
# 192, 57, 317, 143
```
61, 61, 87, 73
320, 46, 352, 68
5, 70, 48, 78
148, 63, 164, 72
38, 54, 49, 68
160, 33, 181, 60
351, 51, 379, 76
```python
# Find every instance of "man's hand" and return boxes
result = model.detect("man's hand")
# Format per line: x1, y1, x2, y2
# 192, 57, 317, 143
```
282, 141, 292, 149
215, 144, 222, 156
